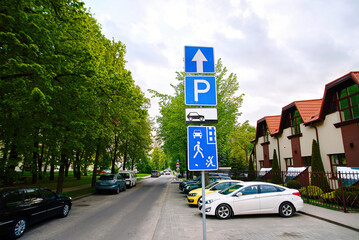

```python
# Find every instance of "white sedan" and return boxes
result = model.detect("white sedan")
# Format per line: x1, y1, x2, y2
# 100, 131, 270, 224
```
199, 182, 303, 219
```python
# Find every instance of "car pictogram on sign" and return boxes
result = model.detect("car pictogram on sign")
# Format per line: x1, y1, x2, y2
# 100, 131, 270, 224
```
193, 130, 202, 139
187, 112, 205, 122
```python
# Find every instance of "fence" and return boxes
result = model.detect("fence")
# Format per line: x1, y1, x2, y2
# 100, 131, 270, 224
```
230, 169, 359, 213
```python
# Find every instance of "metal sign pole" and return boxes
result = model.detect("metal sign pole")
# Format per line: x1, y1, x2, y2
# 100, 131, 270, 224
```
201, 170, 206, 240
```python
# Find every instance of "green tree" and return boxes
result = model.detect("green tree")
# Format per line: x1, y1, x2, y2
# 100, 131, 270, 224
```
270, 149, 281, 184
311, 139, 330, 192
228, 121, 255, 169
151, 59, 243, 175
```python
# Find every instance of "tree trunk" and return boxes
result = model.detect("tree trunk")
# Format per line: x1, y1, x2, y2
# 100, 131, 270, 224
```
32, 141, 39, 184
38, 143, 45, 180
64, 157, 70, 177
91, 140, 101, 188
112, 133, 118, 174
122, 141, 127, 170
56, 153, 66, 194
50, 163, 55, 181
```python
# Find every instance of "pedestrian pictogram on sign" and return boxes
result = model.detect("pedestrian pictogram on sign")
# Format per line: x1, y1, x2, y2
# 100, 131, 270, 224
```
187, 126, 218, 171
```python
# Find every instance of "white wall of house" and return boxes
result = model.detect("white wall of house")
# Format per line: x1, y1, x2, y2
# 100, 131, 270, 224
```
268, 135, 277, 160
255, 136, 264, 162
316, 112, 345, 172
278, 128, 292, 170
300, 123, 317, 157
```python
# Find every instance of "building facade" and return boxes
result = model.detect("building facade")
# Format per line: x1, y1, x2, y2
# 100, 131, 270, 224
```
253, 72, 359, 177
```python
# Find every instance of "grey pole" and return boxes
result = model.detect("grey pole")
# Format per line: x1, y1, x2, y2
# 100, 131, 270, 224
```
201, 170, 206, 240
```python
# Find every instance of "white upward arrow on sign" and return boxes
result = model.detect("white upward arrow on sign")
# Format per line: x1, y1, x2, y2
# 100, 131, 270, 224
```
192, 49, 207, 73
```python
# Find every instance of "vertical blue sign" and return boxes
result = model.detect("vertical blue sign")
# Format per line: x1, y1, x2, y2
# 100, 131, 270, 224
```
188, 126, 218, 171
184, 46, 215, 73
185, 76, 217, 106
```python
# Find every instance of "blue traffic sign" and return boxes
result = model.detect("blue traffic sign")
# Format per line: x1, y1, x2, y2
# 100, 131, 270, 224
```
188, 126, 218, 171
185, 76, 217, 106
184, 46, 215, 73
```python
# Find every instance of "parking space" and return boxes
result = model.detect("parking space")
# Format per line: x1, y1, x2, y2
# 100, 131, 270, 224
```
153, 180, 359, 240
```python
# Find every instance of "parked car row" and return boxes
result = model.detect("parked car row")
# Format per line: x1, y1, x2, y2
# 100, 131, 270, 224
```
180, 177, 304, 220
96, 170, 137, 193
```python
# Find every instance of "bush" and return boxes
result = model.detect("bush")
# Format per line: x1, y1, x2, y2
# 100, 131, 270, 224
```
334, 186, 359, 208
286, 180, 302, 190
299, 186, 323, 198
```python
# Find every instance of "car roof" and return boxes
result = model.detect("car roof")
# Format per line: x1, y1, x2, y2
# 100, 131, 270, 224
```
215, 180, 243, 183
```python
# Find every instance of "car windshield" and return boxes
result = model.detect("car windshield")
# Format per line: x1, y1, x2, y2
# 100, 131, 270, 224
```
99, 175, 115, 180
120, 173, 130, 178
219, 184, 243, 195
205, 181, 219, 189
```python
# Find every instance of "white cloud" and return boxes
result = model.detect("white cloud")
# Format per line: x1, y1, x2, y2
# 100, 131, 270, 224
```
84, 0, 359, 127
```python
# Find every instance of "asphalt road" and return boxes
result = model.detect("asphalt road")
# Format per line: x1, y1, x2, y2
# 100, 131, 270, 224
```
20, 175, 359, 240
21, 175, 171, 240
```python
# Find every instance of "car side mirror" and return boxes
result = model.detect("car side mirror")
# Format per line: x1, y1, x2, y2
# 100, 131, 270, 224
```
234, 192, 242, 197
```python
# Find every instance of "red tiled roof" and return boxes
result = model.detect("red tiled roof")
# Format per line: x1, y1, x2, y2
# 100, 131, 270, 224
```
294, 99, 322, 124
264, 115, 281, 135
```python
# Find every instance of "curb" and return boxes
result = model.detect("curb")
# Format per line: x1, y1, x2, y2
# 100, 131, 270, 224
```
299, 211, 359, 232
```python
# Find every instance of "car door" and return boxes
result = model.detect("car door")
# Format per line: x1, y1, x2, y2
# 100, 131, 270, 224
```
259, 185, 283, 213
24, 188, 47, 223
40, 188, 62, 217
232, 185, 260, 215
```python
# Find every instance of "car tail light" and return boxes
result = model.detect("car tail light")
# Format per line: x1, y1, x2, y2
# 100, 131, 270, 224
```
292, 192, 301, 197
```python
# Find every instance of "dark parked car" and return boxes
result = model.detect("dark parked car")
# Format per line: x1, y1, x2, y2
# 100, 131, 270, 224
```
0, 187, 72, 239
183, 176, 231, 194
96, 174, 126, 194
187, 112, 205, 121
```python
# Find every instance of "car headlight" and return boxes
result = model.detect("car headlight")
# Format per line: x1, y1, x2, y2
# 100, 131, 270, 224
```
188, 193, 197, 197
205, 198, 219, 204
185, 186, 190, 190
110, 180, 116, 184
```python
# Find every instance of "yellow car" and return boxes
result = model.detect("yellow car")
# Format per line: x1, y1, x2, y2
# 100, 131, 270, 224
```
187, 180, 243, 206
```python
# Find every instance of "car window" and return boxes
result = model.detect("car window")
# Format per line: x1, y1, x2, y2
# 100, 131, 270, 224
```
117, 175, 124, 180
41, 189, 57, 200
239, 185, 259, 195
3, 190, 24, 207
25, 188, 44, 204
120, 173, 130, 178
212, 182, 230, 190
259, 185, 280, 194
99, 175, 115, 180
205, 181, 219, 189
219, 184, 243, 195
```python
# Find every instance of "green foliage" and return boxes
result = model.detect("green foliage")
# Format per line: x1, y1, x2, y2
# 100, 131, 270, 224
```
228, 121, 255, 169
286, 180, 302, 190
270, 149, 281, 184
310, 140, 330, 192
248, 156, 256, 180
151, 59, 243, 172
299, 186, 324, 198
0, 0, 152, 190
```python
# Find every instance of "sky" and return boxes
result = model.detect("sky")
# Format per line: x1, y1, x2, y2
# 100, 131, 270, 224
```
83, 0, 359, 127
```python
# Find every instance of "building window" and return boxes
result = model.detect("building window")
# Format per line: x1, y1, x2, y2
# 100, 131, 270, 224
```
262, 124, 269, 142
337, 83, 359, 121
285, 158, 293, 169
329, 154, 347, 178
259, 160, 264, 169
289, 110, 302, 135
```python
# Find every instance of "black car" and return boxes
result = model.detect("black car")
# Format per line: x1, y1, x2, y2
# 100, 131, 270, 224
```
187, 112, 205, 121
0, 187, 72, 239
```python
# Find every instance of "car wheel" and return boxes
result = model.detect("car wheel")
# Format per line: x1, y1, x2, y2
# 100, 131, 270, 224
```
200, 117, 204, 121
279, 202, 295, 217
11, 217, 27, 239
216, 204, 232, 219
197, 197, 202, 206
59, 203, 70, 218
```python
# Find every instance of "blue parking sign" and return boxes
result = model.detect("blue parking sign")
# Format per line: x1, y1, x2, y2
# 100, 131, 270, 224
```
187, 126, 218, 171
185, 76, 217, 106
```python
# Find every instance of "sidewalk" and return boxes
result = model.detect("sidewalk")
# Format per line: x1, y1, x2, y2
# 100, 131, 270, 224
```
299, 203, 359, 232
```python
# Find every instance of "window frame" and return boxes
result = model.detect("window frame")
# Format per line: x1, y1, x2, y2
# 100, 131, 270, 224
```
289, 109, 302, 135
329, 154, 347, 178
337, 84, 359, 122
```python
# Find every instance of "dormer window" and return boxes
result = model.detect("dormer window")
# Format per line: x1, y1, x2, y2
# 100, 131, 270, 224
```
289, 109, 302, 135
262, 124, 269, 142
337, 83, 359, 121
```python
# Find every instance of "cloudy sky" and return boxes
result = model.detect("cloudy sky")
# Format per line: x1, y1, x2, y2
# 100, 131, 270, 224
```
83, 0, 359, 126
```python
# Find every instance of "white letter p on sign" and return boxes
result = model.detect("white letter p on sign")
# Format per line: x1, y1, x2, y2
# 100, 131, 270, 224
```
194, 79, 210, 102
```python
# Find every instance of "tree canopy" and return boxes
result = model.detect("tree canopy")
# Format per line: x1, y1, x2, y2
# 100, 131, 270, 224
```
150, 59, 245, 173
0, 0, 152, 191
